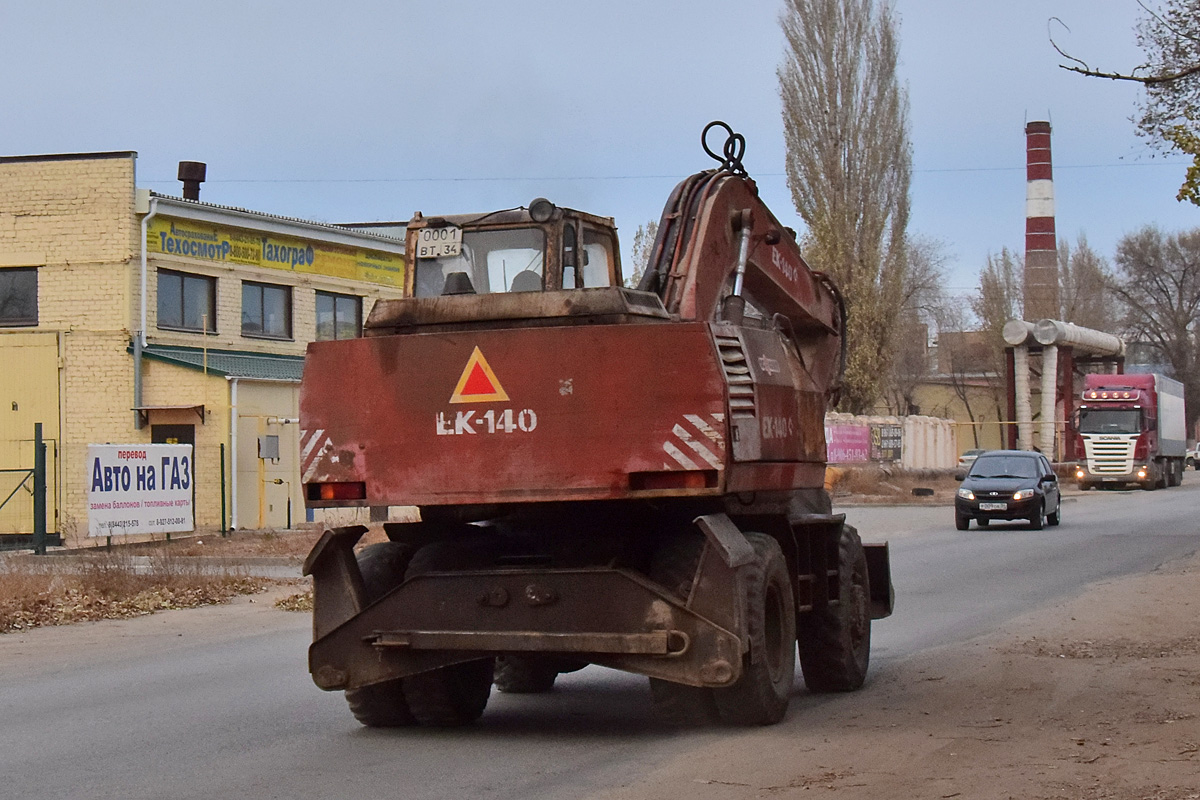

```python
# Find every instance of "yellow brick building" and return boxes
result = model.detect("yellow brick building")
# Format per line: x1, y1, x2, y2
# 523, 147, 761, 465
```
0, 152, 406, 543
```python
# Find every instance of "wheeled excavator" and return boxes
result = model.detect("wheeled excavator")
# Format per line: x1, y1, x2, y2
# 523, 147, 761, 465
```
300, 123, 893, 727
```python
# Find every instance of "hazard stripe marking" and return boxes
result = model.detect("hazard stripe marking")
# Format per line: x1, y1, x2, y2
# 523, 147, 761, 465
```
673, 423, 723, 469
663, 441, 700, 470
300, 428, 325, 462
684, 414, 724, 447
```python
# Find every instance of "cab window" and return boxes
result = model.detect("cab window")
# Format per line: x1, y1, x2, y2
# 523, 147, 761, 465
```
581, 227, 615, 288
414, 227, 545, 296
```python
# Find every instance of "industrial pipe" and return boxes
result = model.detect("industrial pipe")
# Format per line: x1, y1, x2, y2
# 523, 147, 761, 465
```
1014, 346, 1033, 450
1002, 319, 1037, 346
1032, 319, 1125, 357
1040, 345, 1058, 457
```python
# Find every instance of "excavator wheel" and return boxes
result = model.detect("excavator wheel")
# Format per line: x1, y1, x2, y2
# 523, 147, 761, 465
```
647, 531, 719, 724
493, 656, 559, 694
711, 532, 796, 725
346, 679, 415, 728
343, 542, 416, 727
797, 524, 871, 693
399, 539, 496, 726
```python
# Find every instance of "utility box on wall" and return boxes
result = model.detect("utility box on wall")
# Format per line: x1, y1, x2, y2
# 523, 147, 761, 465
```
258, 435, 280, 461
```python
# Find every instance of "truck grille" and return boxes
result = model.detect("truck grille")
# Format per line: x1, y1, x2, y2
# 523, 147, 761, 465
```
714, 334, 756, 419
1083, 437, 1136, 474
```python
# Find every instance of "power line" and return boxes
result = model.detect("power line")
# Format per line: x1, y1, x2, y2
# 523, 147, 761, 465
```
142, 159, 1191, 186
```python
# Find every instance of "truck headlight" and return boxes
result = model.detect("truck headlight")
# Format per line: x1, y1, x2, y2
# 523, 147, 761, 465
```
1013, 488, 1035, 500
957, 488, 975, 501
1075, 467, 1085, 479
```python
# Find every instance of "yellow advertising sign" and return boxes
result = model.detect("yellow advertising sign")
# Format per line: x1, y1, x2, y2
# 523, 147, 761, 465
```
147, 217, 404, 288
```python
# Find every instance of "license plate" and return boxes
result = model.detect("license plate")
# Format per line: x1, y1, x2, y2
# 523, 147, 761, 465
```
416, 226, 462, 258
979, 502, 1007, 511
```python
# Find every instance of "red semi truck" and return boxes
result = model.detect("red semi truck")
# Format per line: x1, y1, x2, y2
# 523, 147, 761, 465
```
1074, 372, 1187, 490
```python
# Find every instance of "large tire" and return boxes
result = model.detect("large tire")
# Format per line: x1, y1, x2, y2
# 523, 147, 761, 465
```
494, 656, 558, 694
344, 542, 416, 727
712, 533, 796, 725
646, 531, 719, 724
402, 658, 494, 727
357, 541, 415, 604
798, 525, 870, 693
400, 540, 496, 727
346, 679, 415, 728
649, 679, 719, 725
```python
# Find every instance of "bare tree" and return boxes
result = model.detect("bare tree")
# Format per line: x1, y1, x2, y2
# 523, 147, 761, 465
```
881, 234, 950, 415
778, 0, 911, 414
1053, 1, 1200, 204
626, 221, 658, 289
936, 319, 998, 449
971, 248, 1023, 362
1058, 235, 1117, 331
1108, 225, 1200, 433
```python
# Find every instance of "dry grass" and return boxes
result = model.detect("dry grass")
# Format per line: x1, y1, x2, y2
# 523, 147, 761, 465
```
0, 550, 274, 633
275, 590, 313, 612
158, 525, 391, 559
829, 465, 960, 503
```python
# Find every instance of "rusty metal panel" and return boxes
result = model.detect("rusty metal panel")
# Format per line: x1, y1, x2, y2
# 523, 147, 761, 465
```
301, 323, 727, 506
308, 566, 743, 690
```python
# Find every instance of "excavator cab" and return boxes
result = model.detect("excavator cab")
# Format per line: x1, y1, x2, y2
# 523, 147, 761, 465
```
406, 200, 622, 297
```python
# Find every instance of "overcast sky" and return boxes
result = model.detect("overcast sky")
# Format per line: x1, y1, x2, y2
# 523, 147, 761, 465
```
2, 0, 1195, 297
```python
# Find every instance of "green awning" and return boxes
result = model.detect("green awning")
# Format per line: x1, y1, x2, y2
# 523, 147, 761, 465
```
133, 343, 305, 382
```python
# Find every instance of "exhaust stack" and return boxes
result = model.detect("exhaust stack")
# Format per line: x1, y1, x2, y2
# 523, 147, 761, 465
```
177, 161, 206, 201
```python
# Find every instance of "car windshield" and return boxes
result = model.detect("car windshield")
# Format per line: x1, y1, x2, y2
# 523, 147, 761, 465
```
1078, 408, 1141, 435
969, 456, 1039, 479
414, 227, 546, 297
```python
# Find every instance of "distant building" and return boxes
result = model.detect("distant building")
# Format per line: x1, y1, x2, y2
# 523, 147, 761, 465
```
0, 151, 406, 541
875, 329, 1008, 454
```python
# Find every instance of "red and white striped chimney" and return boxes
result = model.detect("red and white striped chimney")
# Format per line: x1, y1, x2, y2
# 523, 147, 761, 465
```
1023, 121, 1059, 320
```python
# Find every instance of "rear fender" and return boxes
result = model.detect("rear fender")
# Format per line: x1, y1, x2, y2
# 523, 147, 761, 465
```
302, 526, 369, 640
864, 542, 894, 619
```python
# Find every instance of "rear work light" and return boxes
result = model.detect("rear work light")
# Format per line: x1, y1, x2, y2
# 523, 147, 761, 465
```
306, 481, 367, 502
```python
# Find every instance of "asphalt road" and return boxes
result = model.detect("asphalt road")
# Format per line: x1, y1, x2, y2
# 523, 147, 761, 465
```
2, 482, 1199, 800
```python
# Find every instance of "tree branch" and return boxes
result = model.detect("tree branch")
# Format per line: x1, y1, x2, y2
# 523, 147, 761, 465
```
1059, 62, 1200, 86
1049, 14, 1200, 86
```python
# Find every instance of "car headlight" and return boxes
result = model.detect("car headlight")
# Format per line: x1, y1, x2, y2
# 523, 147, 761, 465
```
1013, 488, 1035, 500
957, 487, 975, 500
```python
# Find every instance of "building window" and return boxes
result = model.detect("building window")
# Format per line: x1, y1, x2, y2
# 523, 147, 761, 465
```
0, 267, 38, 327
242, 281, 292, 339
316, 291, 362, 340
157, 269, 216, 332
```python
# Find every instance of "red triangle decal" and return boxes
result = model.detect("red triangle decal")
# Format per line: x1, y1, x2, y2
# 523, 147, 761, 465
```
461, 363, 495, 396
